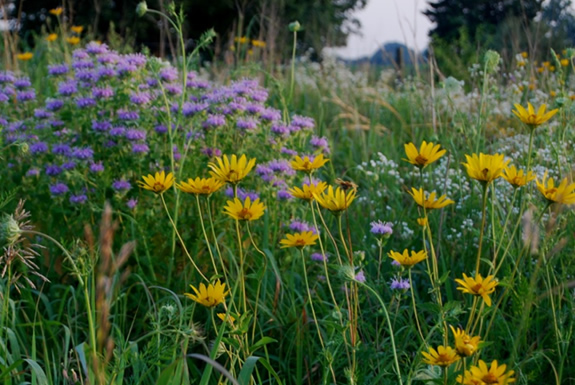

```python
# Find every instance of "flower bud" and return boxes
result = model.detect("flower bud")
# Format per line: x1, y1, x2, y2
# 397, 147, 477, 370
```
136, 1, 148, 16
483, 50, 500, 74
1, 215, 21, 245
288, 21, 301, 32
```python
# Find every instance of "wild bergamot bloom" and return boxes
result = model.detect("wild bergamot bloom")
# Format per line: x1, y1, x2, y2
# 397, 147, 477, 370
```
512, 102, 558, 128
290, 154, 329, 173
208, 154, 256, 184
455, 273, 498, 307
502, 165, 535, 188
280, 231, 319, 249
137, 171, 174, 194
314, 186, 356, 213
462, 153, 509, 184
450, 325, 481, 357
421, 345, 460, 367
185, 280, 229, 308
403, 141, 446, 168
536, 172, 575, 205
224, 196, 266, 221
387, 249, 427, 268
177, 177, 225, 195
408, 188, 454, 210
458, 360, 515, 385
288, 181, 328, 201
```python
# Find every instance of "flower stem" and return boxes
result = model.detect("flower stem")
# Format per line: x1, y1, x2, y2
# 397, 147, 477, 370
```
409, 269, 426, 345
474, 184, 490, 274
195, 195, 219, 276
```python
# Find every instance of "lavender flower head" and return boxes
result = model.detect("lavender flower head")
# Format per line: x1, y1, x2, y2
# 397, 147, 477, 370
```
370, 220, 393, 237
289, 220, 316, 234
355, 271, 366, 283
390, 277, 410, 290
112, 179, 131, 191
50, 182, 69, 196
311, 253, 328, 262
70, 194, 88, 204
127, 198, 138, 210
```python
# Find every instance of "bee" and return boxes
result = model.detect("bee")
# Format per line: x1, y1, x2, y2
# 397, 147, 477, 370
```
335, 178, 358, 193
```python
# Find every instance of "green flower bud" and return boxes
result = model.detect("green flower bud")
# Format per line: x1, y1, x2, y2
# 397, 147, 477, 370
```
288, 21, 301, 32
18, 142, 29, 155
1, 215, 21, 246
136, 1, 148, 17
483, 50, 500, 74
566, 48, 575, 59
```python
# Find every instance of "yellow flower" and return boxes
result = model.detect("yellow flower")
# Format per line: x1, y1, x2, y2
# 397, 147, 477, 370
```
223, 196, 266, 221
462, 153, 509, 184
561, 58, 570, 67
70, 25, 84, 34
280, 231, 319, 249
16, 52, 33, 61
455, 273, 498, 307
450, 325, 481, 357
185, 280, 229, 308
217, 313, 236, 323
313, 186, 355, 213
457, 370, 483, 385
403, 141, 446, 168
521, 51, 528, 58
502, 165, 535, 188
251, 39, 266, 48
536, 172, 575, 205
176, 177, 225, 195
46, 33, 58, 42
387, 249, 427, 268
234, 36, 249, 44
49, 7, 63, 16
208, 154, 256, 184
408, 188, 454, 210
417, 217, 428, 227
137, 171, 174, 194
66, 36, 80, 45
291, 154, 329, 173
464, 360, 516, 385
421, 345, 460, 367
512, 102, 559, 128
288, 181, 328, 201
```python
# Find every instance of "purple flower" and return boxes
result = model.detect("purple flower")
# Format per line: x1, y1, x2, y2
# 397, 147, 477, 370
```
225, 186, 259, 201
112, 179, 131, 191
228, 101, 247, 112
97, 52, 119, 63
289, 220, 316, 234
26, 168, 40, 177
45, 165, 63, 176
311, 253, 328, 262
30, 142, 49, 154
118, 109, 139, 121
201, 147, 222, 158
131, 143, 149, 154
16, 90, 36, 101
124, 53, 147, 67
58, 80, 78, 96
0, 93, 9, 103
72, 49, 90, 60
390, 277, 410, 290
182, 102, 208, 116
75, 69, 97, 82
70, 194, 88, 204
125, 128, 146, 141
310, 136, 330, 154
291, 115, 315, 129
34, 109, 51, 119
96, 67, 116, 80
130, 91, 151, 105
72, 147, 94, 160
76, 97, 96, 108
159, 67, 178, 82
14, 78, 31, 88
277, 190, 292, 200
86, 42, 109, 55
62, 161, 76, 170
154, 124, 168, 134
237, 118, 259, 131
246, 103, 264, 114
93, 86, 114, 99
46, 99, 64, 111
261, 108, 282, 121
355, 271, 366, 283
0, 72, 16, 83
52, 144, 72, 156
126, 198, 138, 210
202, 114, 226, 128
165, 84, 182, 95
50, 182, 69, 196
92, 120, 111, 132
370, 221, 393, 237
281, 147, 298, 156
90, 162, 104, 173
271, 123, 290, 137
48, 64, 69, 76
268, 159, 294, 175
109, 126, 126, 136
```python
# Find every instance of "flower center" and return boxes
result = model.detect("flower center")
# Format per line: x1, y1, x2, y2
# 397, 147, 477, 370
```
415, 154, 428, 165
482, 373, 499, 384
153, 182, 164, 192
472, 283, 483, 293
295, 239, 307, 247
481, 168, 490, 178
437, 353, 451, 364
239, 208, 252, 219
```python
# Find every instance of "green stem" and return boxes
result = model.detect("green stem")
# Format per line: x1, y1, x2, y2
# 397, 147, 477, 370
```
409, 269, 426, 345
474, 184, 489, 274
195, 195, 218, 276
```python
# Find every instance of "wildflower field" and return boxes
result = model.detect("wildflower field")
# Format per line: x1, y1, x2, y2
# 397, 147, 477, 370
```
1, 4, 575, 385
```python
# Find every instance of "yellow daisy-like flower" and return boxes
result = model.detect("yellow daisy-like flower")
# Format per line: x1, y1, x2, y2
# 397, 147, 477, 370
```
137, 171, 174, 194
251, 39, 266, 48
66, 36, 80, 45
462, 360, 516, 385
291, 154, 329, 173
502, 165, 535, 188
208, 154, 256, 185
49, 7, 63, 16
45, 33, 58, 42
70, 25, 84, 34
403, 141, 446, 168
279, 231, 319, 249
184, 280, 229, 308
455, 273, 498, 307
176, 177, 225, 196
223, 196, 266, 221
288, 181, 328, 201
313, 186, 356, 213
387, 249, 427, 268
450, 325, 481, 357
462, 153, 509, 184
536, 172, 575, 205
421, 345, 460, 367
16, 52, 33, 61
408, 188, 454, 210
512, 102, 559, 128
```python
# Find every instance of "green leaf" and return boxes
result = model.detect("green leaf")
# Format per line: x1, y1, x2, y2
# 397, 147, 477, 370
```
237, 356, 284, 385
249, 337, 277, 353
24, 359, 49, 385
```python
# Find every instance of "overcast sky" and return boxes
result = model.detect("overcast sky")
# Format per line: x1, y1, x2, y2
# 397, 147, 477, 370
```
329, 0, 433, 59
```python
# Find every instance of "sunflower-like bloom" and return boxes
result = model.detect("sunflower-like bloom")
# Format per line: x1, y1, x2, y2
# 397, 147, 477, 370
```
16, 52, 33, 61
403, 141, 446, 168
45, 33, 58, 42
387, 249, 427, 268
280, 231, 319, 249
408, 188, 454, 210
455, 273, 498, 307
288, 181, 328, 201
223, 196, 266, 221
138, 171, 174, 194
512, 102, 558, 128
421, 345, 460, 367
536, 172, 575, 205
462, 153, 510, 184
49, 7, 63, 16
314, 186, 356, 213
177, 177, 225, 196
66, 36, 80, 45
184, 280, 229, 308
502, 165, 535, 188
457, 360, 515, 385
291, 154, 329, 173
450, 325, 481, 357
208, 154, 256, 185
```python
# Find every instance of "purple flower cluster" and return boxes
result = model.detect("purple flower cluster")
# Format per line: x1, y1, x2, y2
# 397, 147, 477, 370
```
370, 220, 393, 237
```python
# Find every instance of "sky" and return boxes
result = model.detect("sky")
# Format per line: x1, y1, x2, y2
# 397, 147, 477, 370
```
329, 0, 433, 59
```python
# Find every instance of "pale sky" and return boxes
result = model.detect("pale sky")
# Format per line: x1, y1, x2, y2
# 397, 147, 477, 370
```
329, 0, 433, 59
